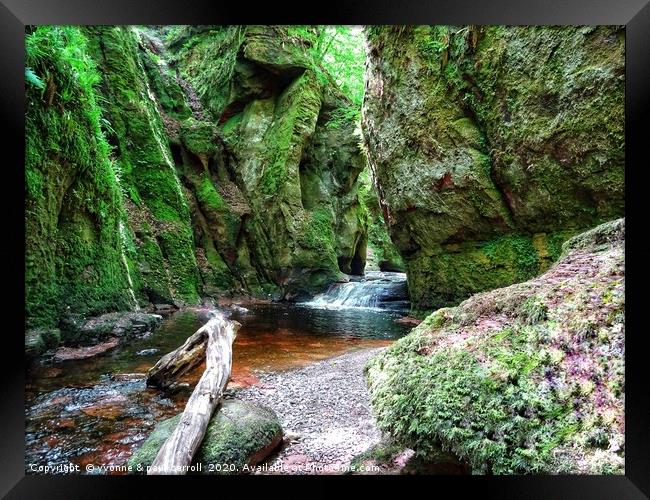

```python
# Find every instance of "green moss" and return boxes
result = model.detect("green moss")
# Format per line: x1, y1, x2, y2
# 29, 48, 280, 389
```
221, 112, 243, 135
137, 231, 173, 302
25, 26, 135, 329
169, 26, 245, 119
363, 26, 624, 310
348, 439, 405, 470
358, 168, 404, 272
367, 321, 607, 473
408, 230, 577, 310
366, 221, 625, 474
128, 399, 282, 474
196, 176, 227, 211
84, 26, 201, 304
138, 30, 191, 120
519, 295, 548, 325
204, 245, 234, 290
259, 71, 322, 197
156, 226, 201, 303
180, 118, 217, 156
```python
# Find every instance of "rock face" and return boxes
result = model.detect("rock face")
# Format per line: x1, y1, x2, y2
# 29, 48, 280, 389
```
25, 25, 369, 336
25, 27, 137, 330
366, 218, 625, 474
362, 26, 625, 310
359, 170, 404, 272
167, 25, 368, 299
127, 399, 283, 473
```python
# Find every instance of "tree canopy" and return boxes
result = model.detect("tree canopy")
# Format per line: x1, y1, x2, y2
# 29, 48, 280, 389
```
287, 26, 366, 108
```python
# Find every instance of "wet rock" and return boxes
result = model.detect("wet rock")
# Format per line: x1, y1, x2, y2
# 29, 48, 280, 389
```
53, 337, 120, 362
153, 304, 178, 317
26, 328, 61, 357
394, 316, 422, 327
78, 312, 163, 343
136, 349, 159, 357
128, 399, 283, 474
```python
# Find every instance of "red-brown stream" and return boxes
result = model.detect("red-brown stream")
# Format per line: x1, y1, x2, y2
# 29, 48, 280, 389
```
25, 302, 410, 474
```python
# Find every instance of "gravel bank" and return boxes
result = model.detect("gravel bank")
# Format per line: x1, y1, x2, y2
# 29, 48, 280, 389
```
233, 347, 387, 474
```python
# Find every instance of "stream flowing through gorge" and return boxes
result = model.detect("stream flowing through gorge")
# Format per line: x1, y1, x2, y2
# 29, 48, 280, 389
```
25, 277, 411, 474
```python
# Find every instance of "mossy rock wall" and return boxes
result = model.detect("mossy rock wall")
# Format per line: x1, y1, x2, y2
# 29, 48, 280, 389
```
169, 25, 370, 299
362, 26, 625, 310
26, 25, 370, 335
83, 26, 201, 306
25, 27, 135, 331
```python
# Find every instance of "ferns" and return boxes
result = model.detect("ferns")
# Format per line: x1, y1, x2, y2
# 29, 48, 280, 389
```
24, 68, 44, 89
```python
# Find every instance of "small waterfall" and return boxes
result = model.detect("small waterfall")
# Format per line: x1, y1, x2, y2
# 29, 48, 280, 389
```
305, 271, 409, 311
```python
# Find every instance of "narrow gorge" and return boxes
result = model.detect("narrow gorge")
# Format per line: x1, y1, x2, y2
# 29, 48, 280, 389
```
25, 25, 625, 475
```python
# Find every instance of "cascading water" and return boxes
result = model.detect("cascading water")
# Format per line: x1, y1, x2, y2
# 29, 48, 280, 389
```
304, 271, 409, 311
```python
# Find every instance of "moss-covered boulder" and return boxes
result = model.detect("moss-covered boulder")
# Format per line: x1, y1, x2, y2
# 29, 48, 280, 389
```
365, 218, 625, 474
127, 399, 283, 474
362, 26, 625, 310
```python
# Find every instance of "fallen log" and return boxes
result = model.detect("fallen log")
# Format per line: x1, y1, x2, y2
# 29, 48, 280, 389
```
148, 312, 239, 475
147, 315, 214, 389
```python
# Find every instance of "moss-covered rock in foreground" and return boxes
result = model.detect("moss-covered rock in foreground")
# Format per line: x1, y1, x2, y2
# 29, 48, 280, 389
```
366, 218, 625, 474
363, 26, 625, 310
127, 399, 283, 474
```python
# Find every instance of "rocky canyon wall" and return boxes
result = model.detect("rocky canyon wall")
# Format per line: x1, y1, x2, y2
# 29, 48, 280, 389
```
25, 25, 383, 335
362, 26, 625, 310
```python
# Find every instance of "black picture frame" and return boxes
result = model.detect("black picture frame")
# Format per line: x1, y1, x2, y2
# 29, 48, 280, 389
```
2, 0, 648, 497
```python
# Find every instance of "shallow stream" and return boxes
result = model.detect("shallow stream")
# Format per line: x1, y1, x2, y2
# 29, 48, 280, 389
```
25, 291, 411, 474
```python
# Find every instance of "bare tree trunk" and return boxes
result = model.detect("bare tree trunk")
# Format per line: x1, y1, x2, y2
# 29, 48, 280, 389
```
146, 325, 208, 390
148, 313, 239, 475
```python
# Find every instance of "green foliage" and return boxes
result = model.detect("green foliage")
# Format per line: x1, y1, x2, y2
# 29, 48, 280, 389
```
520, 295, 548, 325
287, 25, 366, 108
324, 105, 360, 130
25, 67, 45, 89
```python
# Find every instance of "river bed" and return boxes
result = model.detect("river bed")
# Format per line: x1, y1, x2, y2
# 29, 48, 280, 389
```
25, 298, 411, 474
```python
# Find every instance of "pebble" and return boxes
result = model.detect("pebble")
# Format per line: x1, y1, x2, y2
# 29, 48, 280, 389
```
235, 347, 387, 474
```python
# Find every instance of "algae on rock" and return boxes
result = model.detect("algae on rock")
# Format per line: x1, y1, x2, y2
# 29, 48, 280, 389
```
366, 218, 625, 474
362, 26, 625, 310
